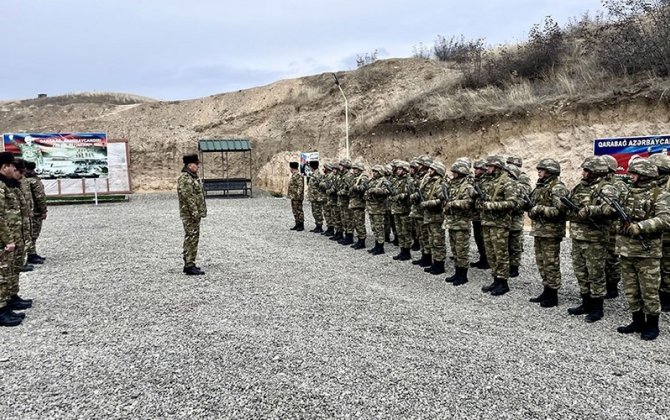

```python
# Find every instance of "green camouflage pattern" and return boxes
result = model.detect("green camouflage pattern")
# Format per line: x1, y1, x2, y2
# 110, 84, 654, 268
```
534, 236, 563, 289
479, 170, 519, 228
449, 229, 471, 269
621, 257, 661, 315
571, 239, 607, 298
177, 169, 207, 267
483, 226, 510, 280
529, 175, 568, 238
287, 172, 304, 201
442, 176, 475, 231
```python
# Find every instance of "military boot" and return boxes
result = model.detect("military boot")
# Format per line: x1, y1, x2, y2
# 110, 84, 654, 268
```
540, 288, 559, 308
329, 231, 343, 241
295, 222, 305, 232
371, 243, 385, 256
567, 294, 591, 316
0, 307, 23, 327
21, 264, 34, 272
451, 267, 469, 286
322, 226, 334, 236
470, 259, 490, 269
659, 291, 670, 312
641, 314, 660, 341
481, 278, 500, 293
585, 297, 604, 323
385, 232, 391, 243
509, 265, 519, 278
8, 295, 32, 310
341, 233, 354, 246
617, 311, 645, 334
393, 248, 411, 261
411, 239, 421, 251
27, 254, 45, 264
490, 278, 510, 296
605, 282, 619, 299
310, 224, 323, 233
290, 223, 299, 231
351, 238, 366, 250
529, 286, 549, 303
425, 260, 445, 275
392, 237, 399, 246
412, 253, 430, 266
184, 266, 205, 275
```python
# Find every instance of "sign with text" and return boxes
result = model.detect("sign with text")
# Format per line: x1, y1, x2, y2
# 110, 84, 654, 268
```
593, 134, 670, 173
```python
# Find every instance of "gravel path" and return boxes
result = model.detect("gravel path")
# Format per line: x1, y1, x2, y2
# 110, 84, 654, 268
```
1, 193, 669, 419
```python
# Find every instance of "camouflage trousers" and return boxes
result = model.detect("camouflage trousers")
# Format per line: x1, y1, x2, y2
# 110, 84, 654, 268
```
7, 242, 26, 296
351, 208, 367, 239
393, 213, 412, 249
571, 239, 606, 298
385, 211, 396, 239
370, 213, 385, 244
330, 201, 341, 231
483, 226, 510, 280
0, 249, 14, 308
449, 229, 470, 269
310, 201, 324, 225
339, 201, 353, 234
28, 217, 44, 255
291, 200, 304, 223
605, 233, 621, 287
182, 217, 201, 267
417, 220, 430, 253
508, 229, 523, 267
533, 237, 562, 289
621, 256, 661, 315
322, 202, 333, 227
660, 241, 670, 294
427, 222, 446, 262
472, 220, 487, 262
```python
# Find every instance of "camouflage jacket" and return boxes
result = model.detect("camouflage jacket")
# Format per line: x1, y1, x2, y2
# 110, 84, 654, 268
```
287, 172, 304, 201
365, 176, 391, 215
443, 175, 475, 231
422, 175, 444, 224
606, 173, 630, 235
0, 175, 26, 248
616, 179, 670, 258
470, 174, 485, 222
480, 171, 519, 228
409, 172, 426, 219
177, 168, 207, 220
20, 177, 34, 216
337, 170, 353, 205
390, 173, 412, 215
510, 177, 528, 231
26, 173, 47, 217
529, 175, 568, 238
349, 173, 369, 209
565, 177, 618, 242
323, 172, 339, 202
307, 171, 325, 202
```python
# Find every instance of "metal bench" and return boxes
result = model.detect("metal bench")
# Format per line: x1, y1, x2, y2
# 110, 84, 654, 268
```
203, 178, 252, 197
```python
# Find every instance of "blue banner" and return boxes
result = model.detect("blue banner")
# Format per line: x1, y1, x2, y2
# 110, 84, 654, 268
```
593, 134, 670, 173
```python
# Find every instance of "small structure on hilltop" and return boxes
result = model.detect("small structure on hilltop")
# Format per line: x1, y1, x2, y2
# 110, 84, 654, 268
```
198, 138, 253, 197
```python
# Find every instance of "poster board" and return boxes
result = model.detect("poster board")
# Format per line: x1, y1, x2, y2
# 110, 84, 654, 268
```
593, 134, 670, 173
300, 151, 319, 177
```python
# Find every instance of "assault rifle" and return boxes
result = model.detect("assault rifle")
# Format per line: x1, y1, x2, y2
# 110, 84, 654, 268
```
440, 182, 451, 209
597, 191, 650, 251
406, 180, 424, 203
520, 192, 534, 211
560, 196, 603, 230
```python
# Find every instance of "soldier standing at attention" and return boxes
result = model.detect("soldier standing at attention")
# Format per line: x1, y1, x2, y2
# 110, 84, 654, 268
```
178, 154, 207, 275
506, 157, 531, 278
648, 153, 670, 312
366, 165, 391, 255
390, 161, 413, 261
601, 154, 628, 299
528, 158, 568, 308
334, 159, 354, 245
443, 160, 476, 285
24, 161, 47, 264
307, 160, 325, 233
408, 160, 423, 252
287, 161, 304, 231
323, 163, 340, 238
615, 158, 670, 341
411, 157, 434, 268
470, 159, 490, 269
348, 162, 369, 250
420, 161, 447, 275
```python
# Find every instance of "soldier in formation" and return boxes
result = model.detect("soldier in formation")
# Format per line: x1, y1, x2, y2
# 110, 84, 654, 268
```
177, 154, 207, 275
306, 161, 324, 233
287, 161, 304, 232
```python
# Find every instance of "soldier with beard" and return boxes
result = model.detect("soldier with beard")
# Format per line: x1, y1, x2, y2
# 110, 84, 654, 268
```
615, 158, 670, 341
443, 161, 476, 285
349, 162, 369, 250
528, 158, 568, 308
420, 161, 447, 275
366, 165, 391, 255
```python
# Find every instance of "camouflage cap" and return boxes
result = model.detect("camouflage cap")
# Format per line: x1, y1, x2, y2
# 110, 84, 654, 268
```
339, 158, 352, 168
351, 162, 365, 171
473, 159, 487, 169
581, 156, 609, 175
601, 154, 618, 173
649, 153, 670, 174
429, 161, 446, 177
536, 158, 561, 175
395, 160, 410, 171
451, 161, 471, 176
507, 156, 523, 167
371, 164, 385, 174
486, 155, 506, 169
506, 164, 520, 180
628, 158, 659, 177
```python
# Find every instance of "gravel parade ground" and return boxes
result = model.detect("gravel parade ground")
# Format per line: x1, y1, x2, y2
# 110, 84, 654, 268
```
1, 193, 669, 419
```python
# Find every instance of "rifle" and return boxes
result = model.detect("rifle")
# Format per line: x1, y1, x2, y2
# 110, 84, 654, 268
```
520, 192, 534, 211
560, 196, 604, 230
406, 180, 424, 203
597, 191, 650, 251
473, 182, 486, 203
440, 182, 450, 209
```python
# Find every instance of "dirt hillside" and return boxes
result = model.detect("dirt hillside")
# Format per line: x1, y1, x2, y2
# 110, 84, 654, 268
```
1, 58, 669, 193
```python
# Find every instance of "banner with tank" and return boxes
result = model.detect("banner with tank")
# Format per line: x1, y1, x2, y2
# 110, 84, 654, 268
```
593, 134, 670, 173
2, 132, 108, 179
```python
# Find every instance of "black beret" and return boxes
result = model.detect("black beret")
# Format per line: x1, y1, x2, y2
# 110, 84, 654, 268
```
14, 159, 26, 171
309, 160, 319, 169
25, 161, 37, 170
0, 152, 15, 166
289, 162, 299, 169
183, 154, 200, 165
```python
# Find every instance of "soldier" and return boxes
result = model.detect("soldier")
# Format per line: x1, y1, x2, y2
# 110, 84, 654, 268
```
287, 161, 304, 231
384, 164, 398, 245
318, 163, 334, 235
563, 156, 618, 322
420, 161, 447, 275
307, 160, 325, 233
0, 152, 29, 326
443, 160, 476, 285
366, 165, 391, 255
390, 161, 413, 261
178, 154, 207, 275
479, 156, 520, 296
470, 159, 490, 269
615, 158, 670, 341
408, 160, 423, 252
24, 161, 47, 264
14, 160, 35, 273
648, 152, 670, 311
411, 157, 434, 268
528, 158, 568, 307
323, 163, 341, 238
348, 162, 369, 250
507, 157, 531, 278
334, 159, 354, 245
601, 154, 628, 299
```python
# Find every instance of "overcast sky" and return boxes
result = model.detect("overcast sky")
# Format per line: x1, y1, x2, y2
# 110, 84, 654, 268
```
1, 0, 605, 101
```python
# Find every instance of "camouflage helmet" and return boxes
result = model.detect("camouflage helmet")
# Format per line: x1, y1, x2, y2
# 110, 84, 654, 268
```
581, 156, 609, 175
473, 159, 487, 170
339, 158, 352, 169
410, 159, 421, 168
455, 157, 472, 168
628, 158, 659, 178
429, 161, 446, 177
486, 155, 506, 169
395, 160, 410, 171
507, 156, 523, 167
384, 164, 393, 175
649, 153, 670, 174
351, 162, 365, 171
419, 156, 433, 167
390, 159, 402, 168
451, 161, 471, 176
506, 164, 520, 180
601, 154, 618, 173
536, 158, 561, 175
371, 164, 385, 174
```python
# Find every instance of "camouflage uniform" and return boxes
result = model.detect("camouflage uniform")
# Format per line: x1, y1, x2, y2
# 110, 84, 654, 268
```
178, 165, 207, 269
411, 159, 434, 266
470, 160, 489, 268
408, 160, 423, 251
601, 155, 629, 299
25, 168, 47, 260
307, 166, 325, 231
337, 160, 354, 240
349, 164, 369, 242
318, 165, 334, 233
615, 158, 670, 341
506, 157, 531, 277
479, 156, 521, 296
287, 171, 304, 225
443, 161, 475, 285
0, 176, 27, 307
324, 167, 341, 237
421, 162, 447, 275
366, 166, 391, 254
528, 158, 568, 307
648, 153, 670, 311
390, 161, 413, 260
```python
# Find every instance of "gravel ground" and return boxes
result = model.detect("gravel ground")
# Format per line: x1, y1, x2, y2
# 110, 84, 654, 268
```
1, 193, 669, 419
